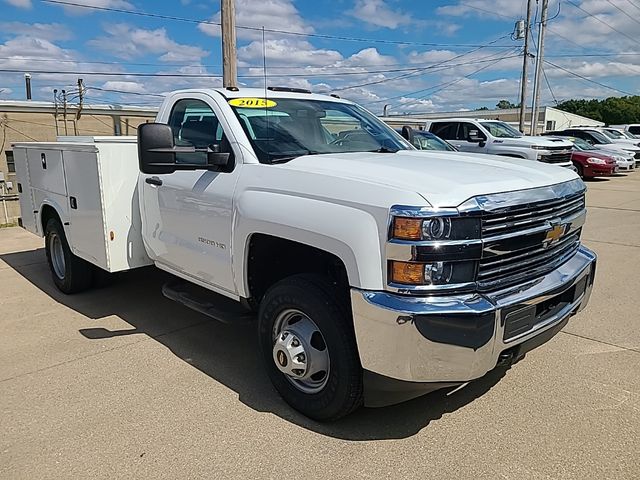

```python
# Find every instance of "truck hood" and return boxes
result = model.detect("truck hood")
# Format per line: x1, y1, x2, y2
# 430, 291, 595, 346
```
490, 136, 572, 149
279, 150, 578, 207
596, 143, 640, 154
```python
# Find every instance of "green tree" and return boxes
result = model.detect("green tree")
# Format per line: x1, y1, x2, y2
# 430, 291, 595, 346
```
496, 100, 518, 109
556, 96, 640, 124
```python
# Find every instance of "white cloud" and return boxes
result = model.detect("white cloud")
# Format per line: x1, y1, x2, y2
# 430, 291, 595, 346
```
101, 80, 146, 93
436, 0, 541, 18
4, 0, 31, 8
89, 24, 208, 62
50, 0, 134, 15
238, 39, 342, 67
0, 22, 73, 41
198, 0, 312, 41
349, 0, 411, 29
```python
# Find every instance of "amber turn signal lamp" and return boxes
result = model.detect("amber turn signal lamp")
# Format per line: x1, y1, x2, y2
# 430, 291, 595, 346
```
393, 217, 422, 240
390, 261, 424, 285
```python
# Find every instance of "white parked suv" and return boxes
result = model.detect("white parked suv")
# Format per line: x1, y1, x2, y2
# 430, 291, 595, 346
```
594, 127, 640, 148
600, 127, 639, 141
425, 119, 574, 168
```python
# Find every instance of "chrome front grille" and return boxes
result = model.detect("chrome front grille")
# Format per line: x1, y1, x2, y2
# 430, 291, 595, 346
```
477, 191, 586, 291
482, 193, 585, 237
539, 152, 572, 164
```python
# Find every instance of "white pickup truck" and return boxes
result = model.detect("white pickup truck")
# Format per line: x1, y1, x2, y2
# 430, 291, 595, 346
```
13, 87, 597, 421
425, 118, 575, 168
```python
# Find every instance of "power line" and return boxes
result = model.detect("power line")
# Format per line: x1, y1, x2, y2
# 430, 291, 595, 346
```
384, 53, 517, 112
604, 0, 640, 26
39, 0, 516, 49
0, 61, 529, 79
367, 49, 520, 106
333, 35, 511, 93
543, 60, 636, 96
452, 2, 517, 21
565, 0, 640, 46
87, 86, 164, 97
622, 0, 640, 13
3, 123, 39, 141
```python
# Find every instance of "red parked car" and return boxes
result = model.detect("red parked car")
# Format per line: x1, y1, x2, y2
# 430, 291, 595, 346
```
572, 150, 618, 178
559, 137, 619, 179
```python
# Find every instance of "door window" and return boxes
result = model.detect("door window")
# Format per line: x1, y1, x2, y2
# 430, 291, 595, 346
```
430, 122, 458, 140
168, 98, 226, 164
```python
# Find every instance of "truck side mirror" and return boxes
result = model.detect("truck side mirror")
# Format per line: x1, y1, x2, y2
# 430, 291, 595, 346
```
138, 123, 177, 174
138, 123, 232, 174
401, 125, 414, 145
467, 130, 483, 142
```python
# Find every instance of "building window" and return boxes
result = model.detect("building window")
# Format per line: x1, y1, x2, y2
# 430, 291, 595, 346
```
546, 120, 556, 132
5, 150, 15, 173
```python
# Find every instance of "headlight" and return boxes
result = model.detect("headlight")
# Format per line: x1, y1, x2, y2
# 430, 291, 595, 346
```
586, 157, 606, 165
392, 216, 480, 241
530, 145, 546, 150
389, 260, 476, 286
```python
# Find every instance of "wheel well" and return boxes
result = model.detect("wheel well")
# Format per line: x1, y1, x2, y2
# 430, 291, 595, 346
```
247, 234, 349, 305
40, 205, 60, 233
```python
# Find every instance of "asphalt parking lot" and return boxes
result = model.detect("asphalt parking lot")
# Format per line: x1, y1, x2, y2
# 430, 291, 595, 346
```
1, 173, 639, 479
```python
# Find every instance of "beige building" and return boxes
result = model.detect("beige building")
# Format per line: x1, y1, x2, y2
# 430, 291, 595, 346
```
0, 101, 157, 225
380, 106, 604, 133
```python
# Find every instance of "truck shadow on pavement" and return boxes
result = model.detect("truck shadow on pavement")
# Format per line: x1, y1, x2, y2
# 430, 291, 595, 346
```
2, 248, 509, 441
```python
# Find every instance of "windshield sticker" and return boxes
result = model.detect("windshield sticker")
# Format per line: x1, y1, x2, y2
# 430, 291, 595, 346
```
228, 98, 277, 108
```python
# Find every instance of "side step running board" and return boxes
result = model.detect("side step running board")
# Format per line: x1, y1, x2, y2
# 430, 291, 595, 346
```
162, 281, 255, 324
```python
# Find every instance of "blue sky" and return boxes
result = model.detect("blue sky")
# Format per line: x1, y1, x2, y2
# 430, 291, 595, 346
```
1, 0, 639, 113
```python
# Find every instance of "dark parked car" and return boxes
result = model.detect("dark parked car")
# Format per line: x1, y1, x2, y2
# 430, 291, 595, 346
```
395, 129, 457, 151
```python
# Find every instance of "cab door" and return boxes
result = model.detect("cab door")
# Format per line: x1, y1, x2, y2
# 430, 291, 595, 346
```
139, 95, 240, 295
453, 122, 488, 153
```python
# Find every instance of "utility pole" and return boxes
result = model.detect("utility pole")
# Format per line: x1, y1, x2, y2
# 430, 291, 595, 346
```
530, 0, 549, 135
221, 0, 238, 88
518, 0, 533, 133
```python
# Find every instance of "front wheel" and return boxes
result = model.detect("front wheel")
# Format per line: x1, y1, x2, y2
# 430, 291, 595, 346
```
258, 274, 363, 421
44, 217, 93, 294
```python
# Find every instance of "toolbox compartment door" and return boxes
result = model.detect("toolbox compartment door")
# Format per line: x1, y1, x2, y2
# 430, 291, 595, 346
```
62, 148, 108, 268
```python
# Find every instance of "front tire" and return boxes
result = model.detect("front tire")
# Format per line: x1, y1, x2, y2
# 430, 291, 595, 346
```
44, 217, 93, 294
258, 274, 363, 421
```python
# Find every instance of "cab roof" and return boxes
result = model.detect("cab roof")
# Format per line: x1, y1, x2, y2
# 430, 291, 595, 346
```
168, 87, 354, 105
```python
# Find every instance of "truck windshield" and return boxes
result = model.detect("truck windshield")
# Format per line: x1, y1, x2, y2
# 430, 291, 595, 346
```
479, 121, 523, 138
602, 129, 624, 139
572, 137, 597, 151
588, 130, 613, 144
228, 97, 412, 163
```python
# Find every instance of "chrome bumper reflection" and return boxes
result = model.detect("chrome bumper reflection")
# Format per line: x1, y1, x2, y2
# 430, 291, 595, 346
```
351, 245, 597, 383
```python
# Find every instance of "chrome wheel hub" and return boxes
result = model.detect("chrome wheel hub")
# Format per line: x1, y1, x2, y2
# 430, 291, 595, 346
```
49, 233, 66, 280
272, 309, 330, 394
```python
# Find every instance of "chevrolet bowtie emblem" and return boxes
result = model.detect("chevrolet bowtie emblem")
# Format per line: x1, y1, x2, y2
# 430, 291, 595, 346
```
545, 224, 567, 243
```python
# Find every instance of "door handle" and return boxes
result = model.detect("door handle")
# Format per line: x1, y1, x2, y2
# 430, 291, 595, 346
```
145, 176, 163, 186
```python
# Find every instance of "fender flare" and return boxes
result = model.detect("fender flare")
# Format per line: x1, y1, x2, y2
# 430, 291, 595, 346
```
233, 190, 385, 296
38, 198, 69, 236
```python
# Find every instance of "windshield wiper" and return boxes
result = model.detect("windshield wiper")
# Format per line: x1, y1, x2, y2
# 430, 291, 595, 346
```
268, 150, 312, 164
369, 147, 398, 153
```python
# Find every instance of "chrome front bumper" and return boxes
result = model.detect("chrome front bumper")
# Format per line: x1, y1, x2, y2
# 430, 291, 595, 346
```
351, 245, 597, 384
